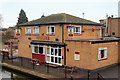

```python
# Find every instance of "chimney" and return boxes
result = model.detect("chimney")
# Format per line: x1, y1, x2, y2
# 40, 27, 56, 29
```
111, 15, 114, 18
105, 14, 108, 36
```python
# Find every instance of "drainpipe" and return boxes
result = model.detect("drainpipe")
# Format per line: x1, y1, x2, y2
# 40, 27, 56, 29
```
62, 24, 64, 42
105, 14, 108, 36
62, 24, 67, 78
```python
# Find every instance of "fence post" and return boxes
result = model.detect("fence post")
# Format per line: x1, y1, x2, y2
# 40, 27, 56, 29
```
46, 63, 49, 73
65, 66, 67, 78
2, 54, 4, 63
10, 42, 13, 63
97, 73, 99, 80
32, 61, 35, 69
88, 70, 90, 80
21, 57, 23, 66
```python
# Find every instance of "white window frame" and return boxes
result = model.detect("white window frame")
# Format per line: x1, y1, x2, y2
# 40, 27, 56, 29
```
46, 46, 62, 65
74, 26, 81, 34
33, 26, 39, 34
47, 26, 55, 35
74, 51, 80, 60
25, 27, 31, 34
98, 47, 107, 60
32, 45, 45, 54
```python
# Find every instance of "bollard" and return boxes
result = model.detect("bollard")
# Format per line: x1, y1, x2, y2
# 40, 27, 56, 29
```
21, 57, 23, 66
88, 70, 90, 80
65, 66, 67, 78
2, 54, 4, 63
97, 73, 99, 80
33, 61, 35, 69
46, 63, 49, 73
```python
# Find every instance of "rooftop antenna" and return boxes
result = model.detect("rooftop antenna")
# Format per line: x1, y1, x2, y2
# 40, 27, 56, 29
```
82, 12, 84, 19
41, 12, 45, 18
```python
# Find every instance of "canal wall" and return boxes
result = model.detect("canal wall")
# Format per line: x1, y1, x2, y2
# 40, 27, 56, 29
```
0, 62, 58, 79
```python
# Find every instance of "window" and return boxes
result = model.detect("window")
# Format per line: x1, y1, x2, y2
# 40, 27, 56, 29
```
68, 26, 81, 37
98, 47, 107, 60
74, 26, 81, 34
74, 51, 80, 60
33, 27, 39, 34
32, 45, 45, 54
46, 46, 62, 65
47, 26, 55, 34
68, 27, 74, 37
25, 27, 31, 34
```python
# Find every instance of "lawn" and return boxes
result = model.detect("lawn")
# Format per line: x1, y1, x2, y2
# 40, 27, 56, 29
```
0, 42, 4, 45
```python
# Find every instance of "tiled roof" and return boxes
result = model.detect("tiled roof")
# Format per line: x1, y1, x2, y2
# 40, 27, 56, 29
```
19, 13, 101, 26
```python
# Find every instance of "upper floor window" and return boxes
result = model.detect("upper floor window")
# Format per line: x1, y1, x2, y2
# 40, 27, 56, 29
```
25, 27, 31, 34
98, 47, 107, 60
47, 26, 55, 35
74, 26, 81, 34
33, 27, 39, 34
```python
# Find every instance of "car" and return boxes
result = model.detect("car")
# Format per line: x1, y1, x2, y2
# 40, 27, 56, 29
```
5, 40, 10, 45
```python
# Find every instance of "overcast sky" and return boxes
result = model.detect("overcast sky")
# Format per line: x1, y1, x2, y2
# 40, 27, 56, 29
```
0, 0, 119, 28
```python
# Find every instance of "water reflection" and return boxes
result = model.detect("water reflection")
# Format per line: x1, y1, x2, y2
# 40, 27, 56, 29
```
0, 67, 33, 79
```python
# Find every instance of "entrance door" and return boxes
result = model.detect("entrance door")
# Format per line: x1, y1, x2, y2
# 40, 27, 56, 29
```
46, 46, 62, 65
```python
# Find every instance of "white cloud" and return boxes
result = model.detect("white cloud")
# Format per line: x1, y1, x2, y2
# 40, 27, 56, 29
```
1, 0, 119, 3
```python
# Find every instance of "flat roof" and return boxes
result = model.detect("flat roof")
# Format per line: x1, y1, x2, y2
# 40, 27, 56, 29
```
65, 38, 120, 44
31, 40, 66, 47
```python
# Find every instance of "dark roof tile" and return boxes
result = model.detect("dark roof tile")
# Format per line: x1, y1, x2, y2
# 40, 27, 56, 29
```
19, 13, 100, 26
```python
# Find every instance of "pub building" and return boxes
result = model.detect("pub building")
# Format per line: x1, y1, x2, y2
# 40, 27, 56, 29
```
17, 13, 119, 70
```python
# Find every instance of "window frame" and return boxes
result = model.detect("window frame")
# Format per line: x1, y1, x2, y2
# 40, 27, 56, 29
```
74, 26, 81, 34
46, 46, 62, 65
25, 27, 31, 34
32, 45, 45, 54
47, 26, 55, 35
74, 51, 80, 60
33, 26, 39, 34
98, 47, 107, 60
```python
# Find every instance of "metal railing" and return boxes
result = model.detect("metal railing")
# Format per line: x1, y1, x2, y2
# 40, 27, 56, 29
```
1, 54, 104, 79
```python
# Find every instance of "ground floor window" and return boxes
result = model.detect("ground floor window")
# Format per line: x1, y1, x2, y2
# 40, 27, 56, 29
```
98, 47, 107, 60
32, 45, 45, 54
46, 46, 62, 65
74, 51, 80, 60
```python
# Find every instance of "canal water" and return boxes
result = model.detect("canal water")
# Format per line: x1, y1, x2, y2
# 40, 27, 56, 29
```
0, 66, 36, 80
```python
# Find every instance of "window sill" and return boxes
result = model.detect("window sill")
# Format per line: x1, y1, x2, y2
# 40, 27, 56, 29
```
74, 34, 82, 36
46, 62, 62, 66
25, 34, 31, 36
32, 34, 39, 36
32, 53, 45, 55
98, 58, 107, 61
46, 34, 55, 36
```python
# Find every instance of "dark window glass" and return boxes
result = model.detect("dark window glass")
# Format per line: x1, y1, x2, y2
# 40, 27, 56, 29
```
101, 50, 104, 58
51, 57, 54, 62
55, 57, 57, 63
34, 46, 38, 53
58, 49, 61, 56
51, 48, 54, 55
55, 49, 57, 55
39, 47, 43, 54
51, 27, 54, 32
58, 58, 61, 64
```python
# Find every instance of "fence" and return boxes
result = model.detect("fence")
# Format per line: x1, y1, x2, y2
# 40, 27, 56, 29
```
1, 54, 104, 79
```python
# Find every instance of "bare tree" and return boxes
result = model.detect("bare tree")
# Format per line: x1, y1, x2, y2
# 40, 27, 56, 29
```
0, 14, 3, 43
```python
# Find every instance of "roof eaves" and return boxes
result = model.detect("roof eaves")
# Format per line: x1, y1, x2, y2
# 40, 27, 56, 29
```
18, 22, 102, 27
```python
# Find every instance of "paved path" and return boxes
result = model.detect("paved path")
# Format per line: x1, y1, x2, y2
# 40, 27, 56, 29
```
98, 65, 120, 79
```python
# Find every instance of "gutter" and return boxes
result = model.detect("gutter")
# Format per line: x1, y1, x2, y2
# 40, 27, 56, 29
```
17, 22, 102, 27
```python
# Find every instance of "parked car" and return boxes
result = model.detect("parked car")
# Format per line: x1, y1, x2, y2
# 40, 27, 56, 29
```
5, 40, 10, 45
